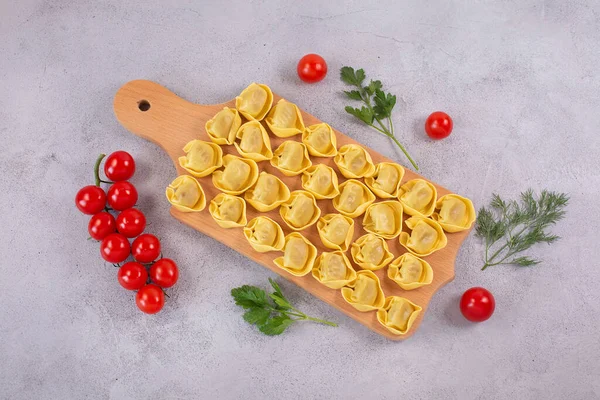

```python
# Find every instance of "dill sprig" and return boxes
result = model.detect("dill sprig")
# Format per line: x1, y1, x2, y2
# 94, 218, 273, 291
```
475, 189, 569, 270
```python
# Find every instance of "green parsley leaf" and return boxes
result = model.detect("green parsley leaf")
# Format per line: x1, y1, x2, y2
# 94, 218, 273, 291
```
364, 80, 382, 96
231, 285, 267, 309
344, 90, 363, 101
243, 308, 270, 325
345, 106, 374, 125
258, 315, 294, 336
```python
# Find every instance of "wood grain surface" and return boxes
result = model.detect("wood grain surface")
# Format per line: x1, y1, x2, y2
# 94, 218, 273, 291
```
113, 80, 472, 340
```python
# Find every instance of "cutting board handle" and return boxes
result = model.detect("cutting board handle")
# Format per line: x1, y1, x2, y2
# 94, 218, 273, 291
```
113, 80, 216, 161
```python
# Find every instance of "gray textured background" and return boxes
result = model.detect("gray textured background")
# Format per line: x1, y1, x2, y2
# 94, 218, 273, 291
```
1, 0, 599, 399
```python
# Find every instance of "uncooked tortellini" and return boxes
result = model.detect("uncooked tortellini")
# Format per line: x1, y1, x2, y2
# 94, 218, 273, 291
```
165, 175, 206, 212
279, 190, 321, 231
333, 179, 376, 218
235, 83, 273, 121
301, 164, 339, 199
399, 216, 447, 257
376, 296, 422, 336
341, 270, 385, 312
364, 162, 405, 198
362, 200, 404, 239
398, 179, 437, 217
350, 233, 394, 271
265, 99, 305, 138
312, 251, 357, 289
432, 194, 476, 232
388, 253, 433, 290
178, 140, 223, 178
302, 123, 337, 157
334, 144, 375, 178
270, 141, 312, 176
273, 233, 317, 277
212, 155, 259, 195
244, 172, 290, 212
243, 216, 285, 252
205, 107, 241, 145
317, 214, 355, 252
234, 121, 273, 161
209, 193, 247, 228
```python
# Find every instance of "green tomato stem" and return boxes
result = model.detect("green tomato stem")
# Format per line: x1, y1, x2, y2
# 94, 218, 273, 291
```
94, 154, 106, 187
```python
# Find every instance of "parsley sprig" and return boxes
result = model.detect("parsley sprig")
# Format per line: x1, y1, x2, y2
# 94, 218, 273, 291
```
340, 66, 418, 170
231, 278, 337, 335
476, 190, 569, 270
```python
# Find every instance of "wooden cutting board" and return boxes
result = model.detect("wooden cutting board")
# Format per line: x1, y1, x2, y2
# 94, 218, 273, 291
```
113, 80, 472, 340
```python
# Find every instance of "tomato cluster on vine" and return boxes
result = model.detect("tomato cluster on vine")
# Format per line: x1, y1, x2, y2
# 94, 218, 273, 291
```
75, 151, 179, 314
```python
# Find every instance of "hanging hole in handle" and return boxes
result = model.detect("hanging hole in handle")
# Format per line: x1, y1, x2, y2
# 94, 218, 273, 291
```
138, 100, 151, 112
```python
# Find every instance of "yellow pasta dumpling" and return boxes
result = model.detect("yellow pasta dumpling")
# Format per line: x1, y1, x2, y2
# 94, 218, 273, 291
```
341, 270, 385, 312
243, 216, 285, 252
333, 179, 376, 218
388, 253, 433, 290
265, 99, 305, 137
208, 193, 247, 228
165, 175, 206, 212
334, 144, 376, 178
376, 296, 422, 336
178, 140, 223, 178
398, 179, 437, 217
365, 162, 405, 198
350, 233, 394, 271
316, 214, 355, 252
302, 123, 337, 157
244, 172, 290, 212
273, 233, 317, 277
279, 190, 321, 231
235, 83, 273, 121
432, 194, 476, 232
312, 251, 357, 289
301, 164, 339, 199
270, 141, 312, 176
362, 200, 404, 239
205, 107, 241, 145
233, 121, 273, 161
212, 155, 259, 195
399, 216, 447, 257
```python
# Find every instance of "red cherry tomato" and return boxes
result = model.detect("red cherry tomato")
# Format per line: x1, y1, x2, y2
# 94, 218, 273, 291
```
75, 185, 106, 215
150, 258, 179, 288
136, 284, 165, 314
116, 208, 146, 238
100, 233, 131, 263
107, 181, 138, 211
131, 234, 161, 263
104, 151, 135, 182
88, 212, 116, 240
297, 54, 328, 83
460, 287, 495, 322
118, 262, 148, 290
425, 111, 453, 140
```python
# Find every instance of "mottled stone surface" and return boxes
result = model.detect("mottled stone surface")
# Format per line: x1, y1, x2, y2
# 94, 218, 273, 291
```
1, 1, 598, 399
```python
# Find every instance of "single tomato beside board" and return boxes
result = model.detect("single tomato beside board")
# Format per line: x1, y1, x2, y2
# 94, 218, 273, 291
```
425, 111, 453, 140
104, 151, 136, 182
297, 54, 328, 83
460, 287, 495, 322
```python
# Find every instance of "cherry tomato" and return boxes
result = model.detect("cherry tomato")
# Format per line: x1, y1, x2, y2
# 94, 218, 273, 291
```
104, 151, 135, 182
150, 258, 179, 288
297, 54, 328, 83
75, 185, 106, 215
100, 233, 131, 263
88, 212, 116, 240
116, 208, 146, 238
131, 234, 161, 263
460, 287, 495, 322
107, 181, 138, 211
118, 262, 148, 290
425, 111, 453, 140
136, 284, 165, 314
